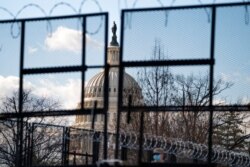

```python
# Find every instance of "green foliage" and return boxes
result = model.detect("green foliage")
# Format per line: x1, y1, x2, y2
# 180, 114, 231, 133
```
213, 111, 246, 150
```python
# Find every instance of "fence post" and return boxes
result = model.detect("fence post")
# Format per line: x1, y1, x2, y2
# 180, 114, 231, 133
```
26, 123, 33, 167
29, 123, 34, 167
62, 127, 70, 165
169, 154, 177, 163
92, 132, 100, 164
147, 150, 153, 162
23, 122, 28, 167
121, 134, 128, 161
121, 146, 127, 161
85, 152, 88, 164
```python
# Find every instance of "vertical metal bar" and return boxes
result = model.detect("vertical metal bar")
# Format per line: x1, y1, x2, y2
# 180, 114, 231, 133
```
81, 16, 86, 110
208, 6, 216, 164
66, 128, 70, 165
62, 127, 70, 165
73, 151, 76, 165
85, 152, 88, 164
103, 13, 109, 159
23, 122, 28, 167
29, 124, 34, 167
91, 100, 97, 130
147, 150, 152, 162
27, 122, 30, 167
27, 123, 32, 167
138, 110, 144, 164
16, 20, 25, 167
121, 145, 127, 161
115, 10, 125, 159
62, 127, 66, 165
92, 132, 100, 163
126, 95, 132, 124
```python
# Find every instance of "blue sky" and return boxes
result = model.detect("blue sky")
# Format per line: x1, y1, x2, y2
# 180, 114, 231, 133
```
122, 2, 250, 104
0, 0, 249, 109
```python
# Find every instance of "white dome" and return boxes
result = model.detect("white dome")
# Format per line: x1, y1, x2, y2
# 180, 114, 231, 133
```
74, 30, 143, 131
85, 45, 141, 99
85, 68, 141, 98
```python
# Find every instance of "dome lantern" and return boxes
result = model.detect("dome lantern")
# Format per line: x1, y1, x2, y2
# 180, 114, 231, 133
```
108, 21, 119, 65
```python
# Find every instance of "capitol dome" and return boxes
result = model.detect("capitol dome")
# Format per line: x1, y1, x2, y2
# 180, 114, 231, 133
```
74, 22, 142, 131
85, 68, 141, 98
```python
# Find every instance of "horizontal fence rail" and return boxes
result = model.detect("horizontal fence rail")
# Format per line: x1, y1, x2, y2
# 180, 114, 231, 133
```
0, 2, 250, 167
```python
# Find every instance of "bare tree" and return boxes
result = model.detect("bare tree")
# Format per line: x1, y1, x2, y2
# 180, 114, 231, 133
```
133, 39, 241, 146
172, 74, 233, 143
0, 90, 65, 167
135, 40, 176, 136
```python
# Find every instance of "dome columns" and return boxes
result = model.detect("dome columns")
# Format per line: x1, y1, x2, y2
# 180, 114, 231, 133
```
108, 47, 119, 65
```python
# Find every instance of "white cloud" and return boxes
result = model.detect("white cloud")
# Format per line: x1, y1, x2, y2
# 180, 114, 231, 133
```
0, 75, 81, 109
45, 26, 102, 53
220, 72, 231, 82
213, 98, 226, 105
31, 78, 81, 109
220, 72, 241, 83
86, 34, 103, 49
0, 75, 19, 99
28, 46, 38, 54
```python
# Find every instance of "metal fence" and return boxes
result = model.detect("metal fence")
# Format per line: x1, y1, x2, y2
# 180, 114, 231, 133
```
116, 2, 250, 165
0, 2, 250, 167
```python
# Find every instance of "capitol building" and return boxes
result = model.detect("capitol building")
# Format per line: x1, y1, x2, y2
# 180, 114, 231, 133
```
73, 22, 143, 133
69, 23, 143, 162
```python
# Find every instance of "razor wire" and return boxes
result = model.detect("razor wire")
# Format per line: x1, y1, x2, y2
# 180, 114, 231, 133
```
1, 119, 249, 166
0, 0, 103, 39
119, 0, 249, 30
121, 0, 190, 29
0, 0, 249, 40
60, 129, 250, 167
